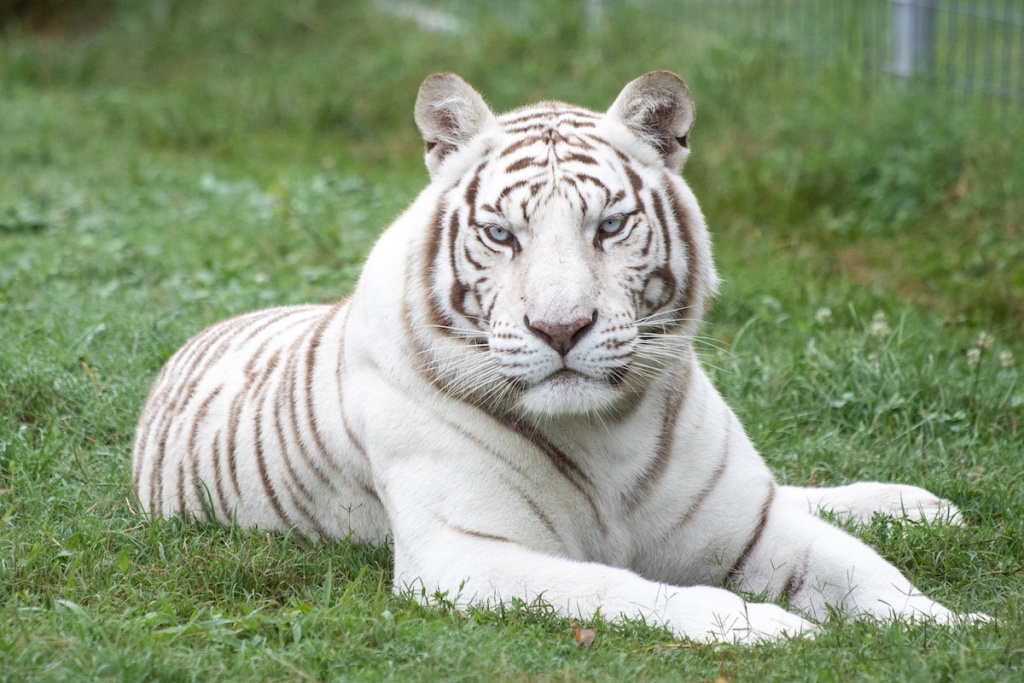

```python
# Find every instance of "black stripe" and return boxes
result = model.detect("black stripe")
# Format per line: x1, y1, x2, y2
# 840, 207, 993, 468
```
446, 208, 471, 321
782, 551, 810, 602
492, 410, 606, 535
500, 107, 600, 128
563, 152, 598, 166
283, 328, 341, 490
495, 178, 532, 209
463, 166, 482, 226
463, 241, 486, 269
448, 523, 514, 545
278, 471, 330, 539
302, 310, 344, 479
635, 219, 654, 258
422, 203, 454, 335
664, 182, 701, 331
623, 361, 692, 514
335, 303, 372, 466
210, 435, 232, 522
662, 397, 730, 536
224, 388, 247, 499
647, 191, 678, 311
573, 173, 612, 200
579, 130, 613, 146
497, 135, 544, 158
251, 352, 296, 530
176, 459, 187, 520
273, 367, 318, 506
559, 118, 597, 129
726, 481, 776, 585
505, 157, 544, 173
508, 479, 569, 555
184, 385, 222, 521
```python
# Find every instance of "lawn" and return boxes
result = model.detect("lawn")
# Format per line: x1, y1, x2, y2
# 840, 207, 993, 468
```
1, 1, 1022, 681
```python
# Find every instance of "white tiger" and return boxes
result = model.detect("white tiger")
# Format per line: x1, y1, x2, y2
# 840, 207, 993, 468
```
133, 71, 986, 643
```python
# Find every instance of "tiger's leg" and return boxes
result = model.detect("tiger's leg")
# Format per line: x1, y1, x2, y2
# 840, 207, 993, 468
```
388, 501, 818, 645
732, 496, 987, 624
349, 377, 815, 644
778, 483, 963, 525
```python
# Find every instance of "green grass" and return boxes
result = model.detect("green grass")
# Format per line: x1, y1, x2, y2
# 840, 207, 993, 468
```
1, 1, 1022, 680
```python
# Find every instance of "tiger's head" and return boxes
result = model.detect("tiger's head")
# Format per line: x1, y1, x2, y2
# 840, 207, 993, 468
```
411, 72, 718, 419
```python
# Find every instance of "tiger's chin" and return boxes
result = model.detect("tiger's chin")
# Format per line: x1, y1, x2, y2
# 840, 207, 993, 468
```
516, 371, 622, 418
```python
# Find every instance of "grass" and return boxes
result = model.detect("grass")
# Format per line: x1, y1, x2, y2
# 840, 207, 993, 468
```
0, 0, 1022, 680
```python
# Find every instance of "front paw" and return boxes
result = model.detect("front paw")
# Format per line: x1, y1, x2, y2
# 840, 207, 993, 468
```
729, 603, 819, 644
828, 482, 964, 525
870, 484, 964, 525
918, 606, 994, 627
695, 603, 817, 645
870, 595, 993, 627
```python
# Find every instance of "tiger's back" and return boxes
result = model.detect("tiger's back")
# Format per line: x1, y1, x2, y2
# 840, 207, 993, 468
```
132, 301, 387, 540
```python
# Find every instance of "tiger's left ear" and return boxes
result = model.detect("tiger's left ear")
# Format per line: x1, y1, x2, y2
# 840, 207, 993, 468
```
415, 73, 497, 177
606, 71, 696, 173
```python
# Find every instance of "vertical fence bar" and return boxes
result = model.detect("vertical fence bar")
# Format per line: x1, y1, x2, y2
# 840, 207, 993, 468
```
893, 0, 937, 87
1018, 0, 1024, 100
864, 0, 872, 80
1002, 0, 1013, 100
984, 1, 996, 96
946, 0, 959, 93
584, 0, 603, 31
966, 0, 974, 98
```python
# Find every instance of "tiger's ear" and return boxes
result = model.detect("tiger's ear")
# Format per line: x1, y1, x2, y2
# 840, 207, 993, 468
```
606, 71, 696, 173
414, 73, 497, 177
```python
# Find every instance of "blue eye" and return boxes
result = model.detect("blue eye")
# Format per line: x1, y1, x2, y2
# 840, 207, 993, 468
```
599, 215, 625, 235
484, 225, 513, 244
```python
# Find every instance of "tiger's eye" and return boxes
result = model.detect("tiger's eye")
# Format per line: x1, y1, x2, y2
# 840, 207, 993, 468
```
485, 225, 513, 244
599, 216, 624, 235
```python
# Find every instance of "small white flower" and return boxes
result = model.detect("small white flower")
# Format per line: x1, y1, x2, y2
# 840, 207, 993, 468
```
977, 331, 994, 349
967, 347, 981, 366
815, 307, 833, 325
1000, 350, 1014, 368
869, 311, 890, 338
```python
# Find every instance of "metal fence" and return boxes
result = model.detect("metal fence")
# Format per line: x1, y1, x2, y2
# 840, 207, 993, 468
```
399, 0, 1024, 103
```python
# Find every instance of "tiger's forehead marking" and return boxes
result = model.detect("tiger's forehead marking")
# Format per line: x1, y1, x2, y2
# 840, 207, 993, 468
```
476, 102, 619, 219
493, 102, 603, 161
498, 101, 601, 133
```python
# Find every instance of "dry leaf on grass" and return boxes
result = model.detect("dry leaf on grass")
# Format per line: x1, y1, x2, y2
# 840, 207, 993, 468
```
571, 621, 596, 647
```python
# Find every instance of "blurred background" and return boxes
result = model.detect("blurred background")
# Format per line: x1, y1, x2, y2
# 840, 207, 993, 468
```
1, 0, 1020, 333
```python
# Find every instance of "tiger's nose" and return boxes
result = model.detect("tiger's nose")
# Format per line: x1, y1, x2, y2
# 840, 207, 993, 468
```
524, 311, 597, 356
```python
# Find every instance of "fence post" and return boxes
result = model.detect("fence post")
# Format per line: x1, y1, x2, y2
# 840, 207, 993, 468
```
584, 0, 604, 31
893, 0, 936, 86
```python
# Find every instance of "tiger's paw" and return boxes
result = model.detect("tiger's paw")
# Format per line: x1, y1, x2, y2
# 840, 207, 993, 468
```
907, 602, 994, 627
794, 482, 965, 526
699, 603, 818, 645
844, 483, 964, 526
938, 611, 994, 626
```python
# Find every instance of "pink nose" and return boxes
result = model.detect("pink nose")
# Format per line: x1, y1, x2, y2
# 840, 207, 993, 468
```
524, 312, 597, 356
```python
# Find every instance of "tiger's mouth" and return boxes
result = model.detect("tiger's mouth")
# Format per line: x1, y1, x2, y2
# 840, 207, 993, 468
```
543, 368, 584, 384
516, 367, 625, 417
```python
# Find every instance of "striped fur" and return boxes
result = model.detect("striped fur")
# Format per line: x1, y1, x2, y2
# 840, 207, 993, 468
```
133, 72, 986, 643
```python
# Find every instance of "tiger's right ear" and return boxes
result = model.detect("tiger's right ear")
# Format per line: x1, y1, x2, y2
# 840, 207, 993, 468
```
606, 71, 696, 173
414, 73, 497, 177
